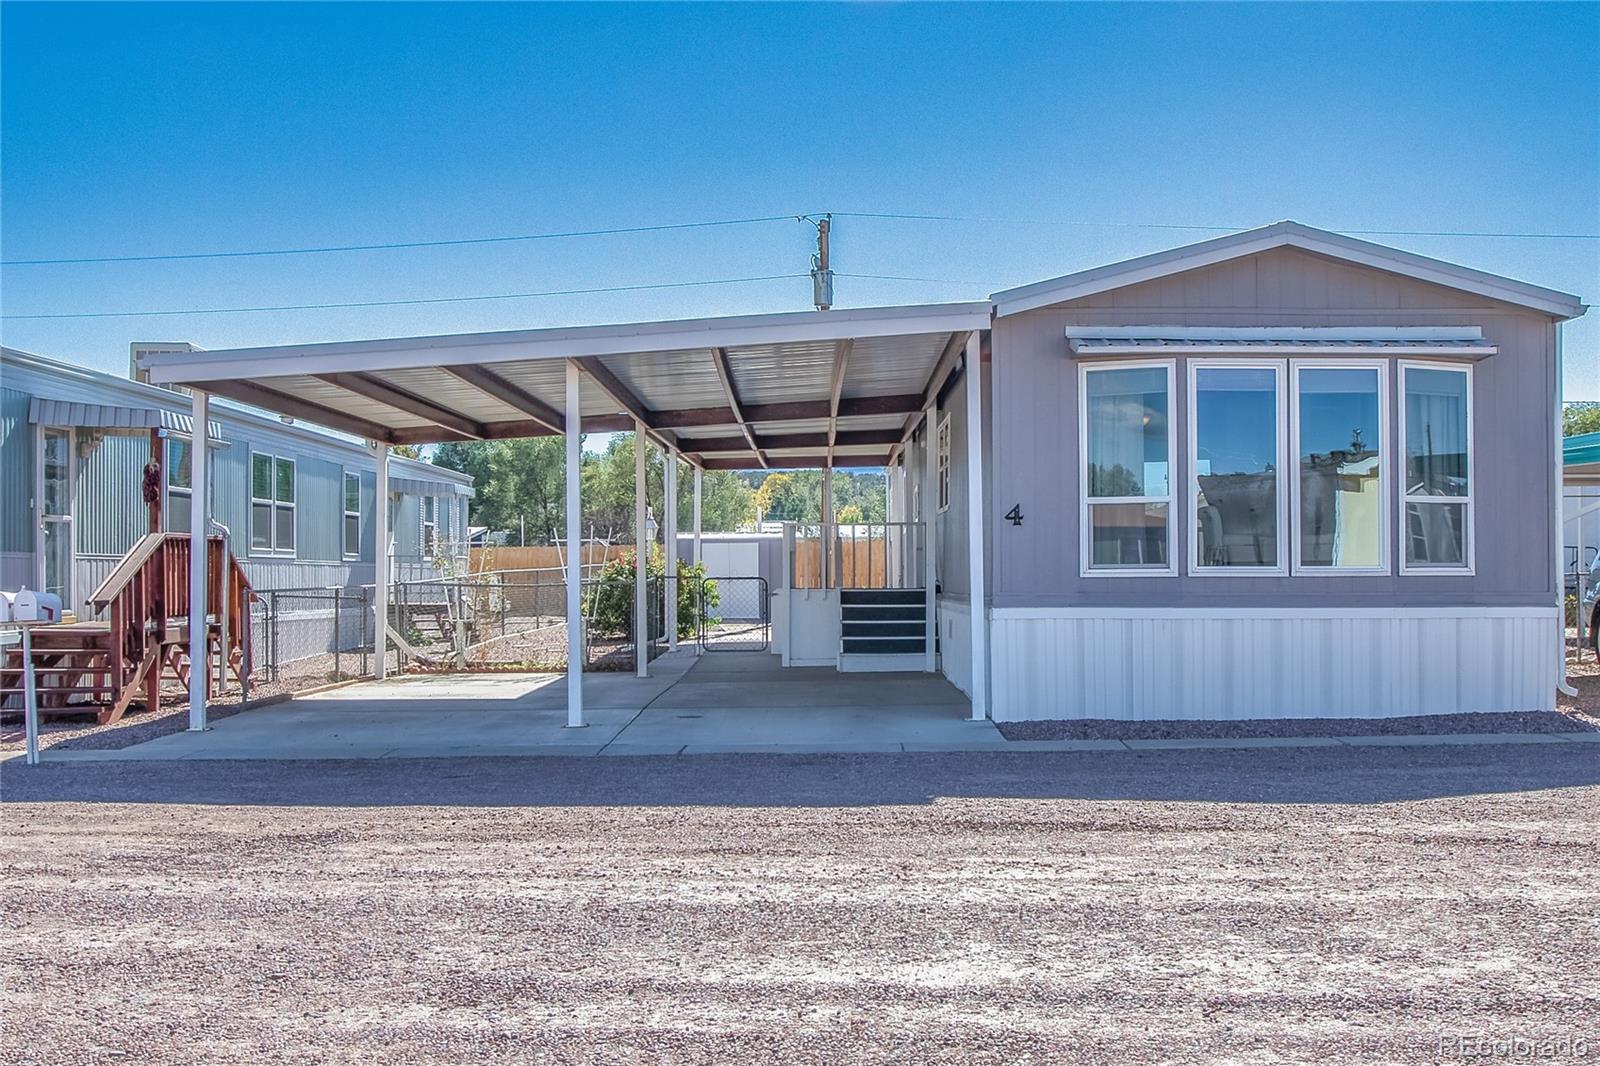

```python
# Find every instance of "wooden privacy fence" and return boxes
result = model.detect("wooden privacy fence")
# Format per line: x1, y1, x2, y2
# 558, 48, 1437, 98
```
790, 524, 923, 590
469, 545, 620, 573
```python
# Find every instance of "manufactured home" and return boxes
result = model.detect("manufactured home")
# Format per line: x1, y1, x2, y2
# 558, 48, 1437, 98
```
136, 222, 1587, 724
0, 346, 474, 619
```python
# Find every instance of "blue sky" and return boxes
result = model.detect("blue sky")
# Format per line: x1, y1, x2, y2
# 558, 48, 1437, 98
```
3, 2, 1597, 397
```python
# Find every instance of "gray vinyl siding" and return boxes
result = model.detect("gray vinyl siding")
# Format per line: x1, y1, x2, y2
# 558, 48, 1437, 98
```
359, 469, 377, 563
75, 431, 147, 556
294, 456, 344, 563
0, 388, 34, 553
988, 245, 1558, 609
210, 440, 251, 543
393, 493, 421, 558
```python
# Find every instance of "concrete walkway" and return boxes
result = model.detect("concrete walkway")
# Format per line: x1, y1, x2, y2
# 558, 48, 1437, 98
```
15, 649, 1600, 762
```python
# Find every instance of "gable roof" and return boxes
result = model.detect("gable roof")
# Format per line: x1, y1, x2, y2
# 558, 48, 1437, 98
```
990, 220, 1588, 320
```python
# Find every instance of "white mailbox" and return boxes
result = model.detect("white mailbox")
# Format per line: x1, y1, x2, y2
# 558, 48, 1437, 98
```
0, 590, 14, 622
12, 587, 62, 623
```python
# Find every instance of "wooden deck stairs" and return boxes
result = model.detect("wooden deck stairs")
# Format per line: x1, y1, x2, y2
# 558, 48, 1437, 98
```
0, 533, 251, 725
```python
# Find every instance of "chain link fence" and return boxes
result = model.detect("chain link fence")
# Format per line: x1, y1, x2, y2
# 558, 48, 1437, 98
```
249, 567, 696, 695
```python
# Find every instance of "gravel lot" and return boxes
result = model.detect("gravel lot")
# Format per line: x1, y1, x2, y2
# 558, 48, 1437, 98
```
4, 746, 1598, 1064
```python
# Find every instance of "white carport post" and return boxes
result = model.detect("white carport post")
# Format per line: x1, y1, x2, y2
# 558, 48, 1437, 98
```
635, 422, 649, 678
373, 442, 389, 681
922, 399, 938, 673
565, 363, 585, 727
692, 465, 703, 655
665, 447, 679, 651
963, 332, 989, 720
187, 388, 210, 731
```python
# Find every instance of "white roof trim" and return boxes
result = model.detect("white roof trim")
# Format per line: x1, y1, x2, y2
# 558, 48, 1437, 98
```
28, 397, 227, 440
393, 475, 475, 499
1063, 324, 1498, 359
140, 301, 994, 385
993, 220, 1587, 320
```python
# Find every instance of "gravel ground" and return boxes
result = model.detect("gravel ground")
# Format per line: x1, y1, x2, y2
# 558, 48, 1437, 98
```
3, 746, 1597, 1064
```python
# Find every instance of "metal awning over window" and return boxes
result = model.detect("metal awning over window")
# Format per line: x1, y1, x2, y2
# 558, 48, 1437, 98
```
27, 398, 226, 441
393, 475, 475, 499
1065, 326, 1498, 359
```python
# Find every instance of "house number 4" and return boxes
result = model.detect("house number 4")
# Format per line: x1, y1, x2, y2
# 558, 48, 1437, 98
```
1005, 505, 1024, 527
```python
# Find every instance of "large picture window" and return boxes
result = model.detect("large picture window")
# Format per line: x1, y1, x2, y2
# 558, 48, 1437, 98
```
1190, 363, 1285, 573
1080, 362, 1174, 574
1292, 363, 1387, 573
1401, 363, 1472, 572
251, 452, 296, 553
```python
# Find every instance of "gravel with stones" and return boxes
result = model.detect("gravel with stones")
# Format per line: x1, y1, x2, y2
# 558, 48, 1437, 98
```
4, 745, 1597, 1064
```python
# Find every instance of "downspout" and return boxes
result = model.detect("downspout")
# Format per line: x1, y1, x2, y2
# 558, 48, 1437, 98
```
1556, 322, 1578, 699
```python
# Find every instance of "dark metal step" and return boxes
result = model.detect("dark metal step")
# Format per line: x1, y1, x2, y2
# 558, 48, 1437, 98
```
839, 588, 925, 606
841, 636, 926, 655
840, 604, 925, 622
842, 621, 924, 638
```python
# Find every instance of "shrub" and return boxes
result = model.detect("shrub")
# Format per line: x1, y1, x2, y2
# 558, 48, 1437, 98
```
585, 547, 717, 640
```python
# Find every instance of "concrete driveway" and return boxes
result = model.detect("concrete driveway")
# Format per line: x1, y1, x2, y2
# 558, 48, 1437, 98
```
85, 649, 996, 760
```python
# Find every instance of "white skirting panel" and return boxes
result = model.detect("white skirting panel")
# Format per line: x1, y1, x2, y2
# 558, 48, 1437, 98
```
938, 597, 973, 697
989, 607, 1561, 722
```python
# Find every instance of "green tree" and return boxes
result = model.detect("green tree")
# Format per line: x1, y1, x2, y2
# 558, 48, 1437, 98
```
836, 503, 864, 524
1566, 402, 1600, 437
754, 472, 806, 521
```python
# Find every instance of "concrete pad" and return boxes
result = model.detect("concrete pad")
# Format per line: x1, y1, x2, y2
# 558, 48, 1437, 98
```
1335, 732, 1573, 747
1556, 732, 1600, 743
1124, 736, 1345, 751
598, 743, 687, 757
680, 742, 907, 755
998, 739, 1132, 752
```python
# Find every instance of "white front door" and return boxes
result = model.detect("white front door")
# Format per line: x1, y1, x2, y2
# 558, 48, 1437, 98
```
36, 426, 75, 604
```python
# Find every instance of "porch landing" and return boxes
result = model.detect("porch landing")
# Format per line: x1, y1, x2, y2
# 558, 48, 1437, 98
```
54, 649, 996, 760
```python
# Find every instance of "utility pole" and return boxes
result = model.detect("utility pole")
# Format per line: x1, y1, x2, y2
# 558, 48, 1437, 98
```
805, 213, 834, 311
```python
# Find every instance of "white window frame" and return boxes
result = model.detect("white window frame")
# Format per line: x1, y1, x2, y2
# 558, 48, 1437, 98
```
936, 412, 951, 514
1078, 359, 1178, 577
165, 434, 192, 532
249, 449, 297, 556
1289, 359, 1391, 576
1398, 360, 1475, 576
422, 495, 438, 557
342, 470, 361, 560
1187, 359, 1289, 577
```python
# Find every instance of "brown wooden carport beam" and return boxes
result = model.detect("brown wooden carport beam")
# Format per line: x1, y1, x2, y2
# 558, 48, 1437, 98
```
887, 331, 973, 466
825, 339, 853, 469
439, 365, 564, 434
647, 393, 924, 430
709, 346, 767, 469
316, 372, 489, 440
205, 379, 406, 444
568, 357, 696, 466
682, 429, 903, 453
696, 452, 894, 471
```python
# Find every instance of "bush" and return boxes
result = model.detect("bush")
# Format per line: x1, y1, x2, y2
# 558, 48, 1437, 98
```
584, 547, 717, 640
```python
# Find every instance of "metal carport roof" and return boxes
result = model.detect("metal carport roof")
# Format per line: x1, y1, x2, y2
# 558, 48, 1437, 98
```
136, 301, 993, 470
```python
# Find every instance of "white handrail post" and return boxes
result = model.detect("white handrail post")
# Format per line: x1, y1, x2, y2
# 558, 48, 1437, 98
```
565, 363, 585, 727
964, 332, 990, 720
374, 442, 390, 681
188, 389, 210, 731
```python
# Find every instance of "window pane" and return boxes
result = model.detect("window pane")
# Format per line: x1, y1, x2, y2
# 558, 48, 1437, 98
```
1404, 367, 1468, 497
168, 438, 193, 490
1405, 501, 1466, 568
345, 514, 360, 554
275, 458, 295, 503
345, 473, 360, 513
1298, 368, 1383, 568
42, 430, 71, 515
275, 505, 295, 551
424, 496, 435, 522
251, 502, 272, 548
1194, 367, 1279, 568
1089, 503, 1169, 568
168, 496, 191, 533
1085, 367, 1168, 498
251, 454, 273, 500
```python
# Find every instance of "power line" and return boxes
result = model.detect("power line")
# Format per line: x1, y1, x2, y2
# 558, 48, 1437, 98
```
0, 214, 806, 266
833, 211, 1600, 240
0, 273, 810, 320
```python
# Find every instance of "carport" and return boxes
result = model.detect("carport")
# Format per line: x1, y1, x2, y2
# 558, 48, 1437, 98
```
138, 301, 994, 733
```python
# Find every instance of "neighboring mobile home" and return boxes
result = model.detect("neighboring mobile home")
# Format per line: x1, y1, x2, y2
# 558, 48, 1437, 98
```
135, 222, 1587, 723
0, 346, 474, 619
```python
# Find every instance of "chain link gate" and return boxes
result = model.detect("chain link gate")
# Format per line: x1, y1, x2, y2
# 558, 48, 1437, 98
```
696, 576, 769, 652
